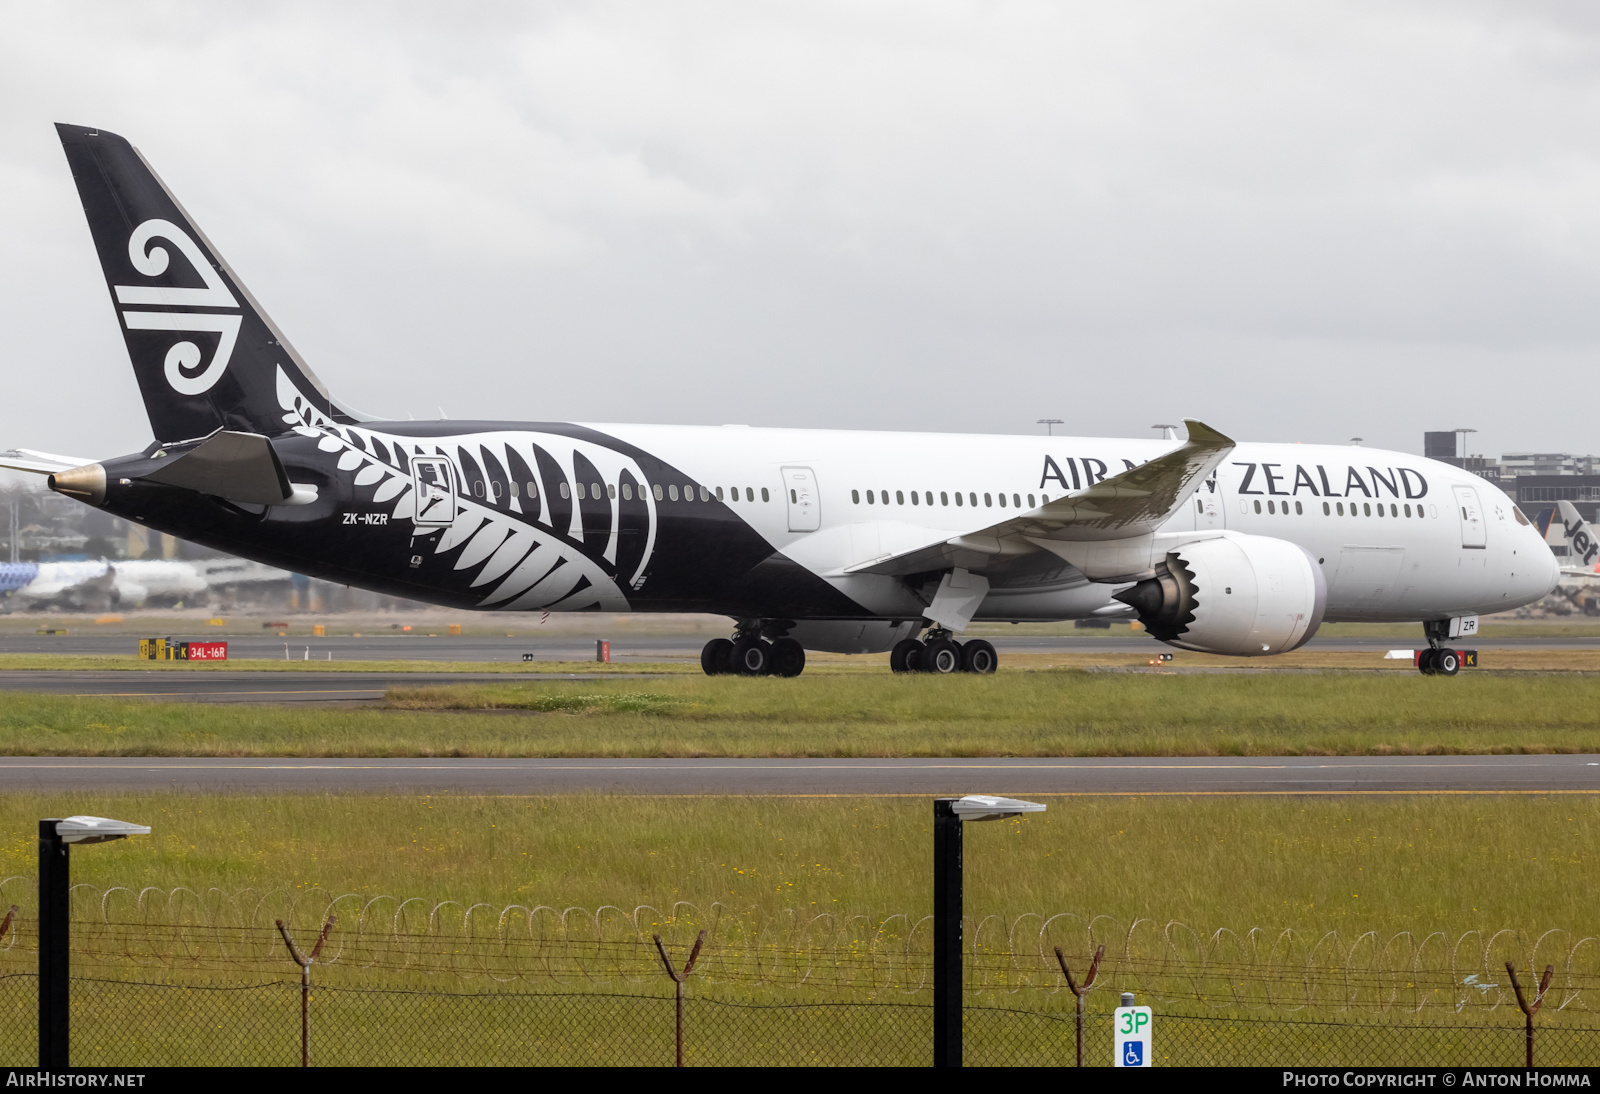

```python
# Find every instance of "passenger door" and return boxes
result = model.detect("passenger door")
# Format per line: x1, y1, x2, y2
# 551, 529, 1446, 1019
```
782, 466, 821, 532
1453, 484, 1486, 548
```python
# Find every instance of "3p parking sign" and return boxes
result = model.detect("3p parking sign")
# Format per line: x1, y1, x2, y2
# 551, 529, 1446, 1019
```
1114, 1005, 1152, 1067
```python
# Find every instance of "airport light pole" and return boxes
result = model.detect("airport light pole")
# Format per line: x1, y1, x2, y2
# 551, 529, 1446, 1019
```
1037, 419, 1063, 436
39, 816, 150, 1068
934, 795, 1046, 1068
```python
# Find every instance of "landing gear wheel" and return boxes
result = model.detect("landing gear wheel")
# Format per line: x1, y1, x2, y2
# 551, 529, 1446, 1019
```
730, 637, 771, 676
701, 638, 733, 676
961, 639, 998, 675
1434, 648, 1461, 676
770, 638, 806, 678
890, 638, 922, 674
921, 638, 962, 675
1416, 648, 1437, 675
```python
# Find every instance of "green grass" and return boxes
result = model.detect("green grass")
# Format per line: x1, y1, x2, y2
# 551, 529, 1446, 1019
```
0, 652, 695, 673
2, 792, 1596, 1066
2, 671, 1599, 757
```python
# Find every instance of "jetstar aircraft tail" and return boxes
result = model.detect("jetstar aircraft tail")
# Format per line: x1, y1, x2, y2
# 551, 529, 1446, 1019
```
1556, 500, 1600, 573
55, 123, 365, 445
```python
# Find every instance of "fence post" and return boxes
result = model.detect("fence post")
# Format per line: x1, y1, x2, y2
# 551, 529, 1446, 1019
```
277, 916, 336, 1067
1054, 943, 1105, 1067
1506, 961, 1554, 1069
38, 820, 69, 1070
652, 931, 706, 1067
933, 798, 963, 1068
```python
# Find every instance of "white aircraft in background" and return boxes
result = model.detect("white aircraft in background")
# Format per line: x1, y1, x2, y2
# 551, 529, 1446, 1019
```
1, 124, 1563, 675
0, 557, 289, 612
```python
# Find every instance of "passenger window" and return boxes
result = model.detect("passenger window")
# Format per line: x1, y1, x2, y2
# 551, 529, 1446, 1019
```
1042, 494, 1050, 503
1028, 494, 1035, 508
866, 489, 875, 504
896, 490, 904, 505
684, 484, 694, 500
560, 482, 571, 499
492, 482, 503, 499
700, 487, 709, 502
1390, 503, 1398, 517
761, 487, 770, 502
717, 486, 725, 502
984, 493, 992, 507
574, 483, 585, 500
911, 491, 919, 505
970, 492, 978, 507
591, 482, 601, 500
527, 482, 538, 499
1404, 503, 1411, 517
1253, 500, 1261, 514
1295, 501, 1303, 515
941, 492, 949, 506
1376, 503, 1384, 518
653, 484, 664, 501
954, 492, 963, 506
1364, 503, 1371, 516
1267, 500, 1274, 514
998, 493, 1007, 508
1196, 500, 1203, 514
666, 485, 677, 501
790, 489, 798, 503
1336, 502, 1343, 516
925, 491, 933, 506
852, 489, 860, 504
510, 482, 520, 498
623, 483, 633, 501
1013, 494, 1021, 508
747, 488, 755, 502
1323, 502, 1330, 515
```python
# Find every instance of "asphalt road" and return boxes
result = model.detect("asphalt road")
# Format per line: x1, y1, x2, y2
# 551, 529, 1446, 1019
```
1, 632, 1596, 662
0, 755, 1594, 795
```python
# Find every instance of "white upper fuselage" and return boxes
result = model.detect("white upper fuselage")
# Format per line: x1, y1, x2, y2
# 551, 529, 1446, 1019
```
584, 424, 1558, 624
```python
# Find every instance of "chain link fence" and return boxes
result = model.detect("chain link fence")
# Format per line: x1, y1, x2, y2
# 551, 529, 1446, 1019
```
3, 972, 1600, 1066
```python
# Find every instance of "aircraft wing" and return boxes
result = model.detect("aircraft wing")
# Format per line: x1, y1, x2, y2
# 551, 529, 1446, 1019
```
846, 418, 1234, 578
0, 448, 97, 474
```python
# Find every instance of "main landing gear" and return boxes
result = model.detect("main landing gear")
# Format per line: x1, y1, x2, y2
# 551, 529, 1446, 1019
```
701, 626, 806, 677
889, 630, 998, 675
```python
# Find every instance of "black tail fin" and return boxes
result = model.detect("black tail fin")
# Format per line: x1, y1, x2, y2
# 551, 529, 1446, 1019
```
55, 123, 362, 443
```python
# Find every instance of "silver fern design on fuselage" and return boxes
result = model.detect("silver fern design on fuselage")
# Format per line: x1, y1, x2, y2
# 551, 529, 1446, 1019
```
276, 369, 654, 611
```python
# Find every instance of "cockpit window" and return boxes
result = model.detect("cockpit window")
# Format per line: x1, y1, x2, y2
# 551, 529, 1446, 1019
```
1513, 504, 1531, 526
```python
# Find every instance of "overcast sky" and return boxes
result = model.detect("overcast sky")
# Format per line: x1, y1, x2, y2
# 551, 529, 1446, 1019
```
3, 1, 1599, 467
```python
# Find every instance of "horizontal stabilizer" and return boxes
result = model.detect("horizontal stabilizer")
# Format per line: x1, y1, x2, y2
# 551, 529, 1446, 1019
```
0, 448, 98, 475
847, 419, 1235, 578
142, 430, 293, 505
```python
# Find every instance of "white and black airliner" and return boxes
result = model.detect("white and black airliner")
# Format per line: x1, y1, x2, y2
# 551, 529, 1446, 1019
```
2, 125, 1561, 676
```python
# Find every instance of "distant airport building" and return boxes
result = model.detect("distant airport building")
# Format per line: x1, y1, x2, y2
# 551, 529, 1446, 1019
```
1424, 432, 1600, 524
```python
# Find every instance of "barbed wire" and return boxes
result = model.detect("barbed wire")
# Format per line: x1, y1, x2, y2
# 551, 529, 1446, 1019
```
0, 876, 1594, 1015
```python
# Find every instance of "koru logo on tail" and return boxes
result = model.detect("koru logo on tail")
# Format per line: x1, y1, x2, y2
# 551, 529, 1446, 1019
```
114, 219, 241, 396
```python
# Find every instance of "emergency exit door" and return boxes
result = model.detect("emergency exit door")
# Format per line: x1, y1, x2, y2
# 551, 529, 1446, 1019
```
782, 466, 820, 532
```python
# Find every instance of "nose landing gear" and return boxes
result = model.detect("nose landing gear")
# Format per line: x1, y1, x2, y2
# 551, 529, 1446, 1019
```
1417, 621, 1461, 676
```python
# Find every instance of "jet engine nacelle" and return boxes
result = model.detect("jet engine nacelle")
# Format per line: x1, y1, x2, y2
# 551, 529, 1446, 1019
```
1113, 533, 1326, 656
